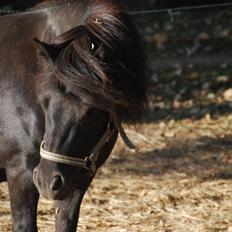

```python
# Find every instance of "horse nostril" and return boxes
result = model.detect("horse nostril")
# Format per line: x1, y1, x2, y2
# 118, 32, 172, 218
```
51, 175, 64, 192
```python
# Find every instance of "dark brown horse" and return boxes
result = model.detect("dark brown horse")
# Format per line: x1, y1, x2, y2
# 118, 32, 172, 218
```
0, 0, 147, 231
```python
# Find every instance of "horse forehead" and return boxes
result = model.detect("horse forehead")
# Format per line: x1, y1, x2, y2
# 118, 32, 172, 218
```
47, 96, 89, 118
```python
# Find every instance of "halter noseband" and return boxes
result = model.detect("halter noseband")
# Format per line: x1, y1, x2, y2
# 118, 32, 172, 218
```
40, 113, 138, 175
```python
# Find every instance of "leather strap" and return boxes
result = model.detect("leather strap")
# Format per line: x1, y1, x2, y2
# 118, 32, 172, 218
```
40, 113, 138, 175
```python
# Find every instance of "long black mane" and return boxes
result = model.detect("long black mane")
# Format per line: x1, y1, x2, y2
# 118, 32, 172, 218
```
42, 0, 147, 119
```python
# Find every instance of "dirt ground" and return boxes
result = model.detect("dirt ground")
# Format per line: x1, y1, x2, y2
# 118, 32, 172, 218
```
0, 117, 232, 232
1, 73, 232, 231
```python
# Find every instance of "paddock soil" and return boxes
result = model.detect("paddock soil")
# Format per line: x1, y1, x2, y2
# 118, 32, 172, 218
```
0, 73, 232, 232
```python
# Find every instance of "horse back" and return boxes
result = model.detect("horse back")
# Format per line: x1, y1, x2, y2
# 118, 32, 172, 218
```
0, 14, 43, 82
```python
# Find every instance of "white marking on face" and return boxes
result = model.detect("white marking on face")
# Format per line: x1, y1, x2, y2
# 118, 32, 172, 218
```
41, 10, 61, 41
46, 11, 61, 36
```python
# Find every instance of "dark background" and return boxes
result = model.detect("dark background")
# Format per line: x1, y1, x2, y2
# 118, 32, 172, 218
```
1, 0, 232, 11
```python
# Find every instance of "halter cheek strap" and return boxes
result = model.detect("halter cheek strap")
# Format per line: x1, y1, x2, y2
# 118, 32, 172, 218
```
40, 121, 114, 175
40, 113, 138, 175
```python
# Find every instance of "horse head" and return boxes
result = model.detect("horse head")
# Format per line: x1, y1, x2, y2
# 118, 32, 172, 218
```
32, 0, 147, 200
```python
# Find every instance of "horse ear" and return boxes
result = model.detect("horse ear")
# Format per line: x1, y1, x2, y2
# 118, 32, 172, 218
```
34, 38, 64, 63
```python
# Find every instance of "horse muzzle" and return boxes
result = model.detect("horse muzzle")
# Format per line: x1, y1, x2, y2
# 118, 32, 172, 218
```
33, 163, 69, 200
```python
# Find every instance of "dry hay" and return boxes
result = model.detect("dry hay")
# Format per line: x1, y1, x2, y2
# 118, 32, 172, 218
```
0, 114, 232, 232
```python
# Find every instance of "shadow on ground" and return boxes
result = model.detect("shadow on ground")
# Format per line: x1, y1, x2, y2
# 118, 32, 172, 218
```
149, 101, 232, 122
107, 134, 232, 180
145, 69, 232, 122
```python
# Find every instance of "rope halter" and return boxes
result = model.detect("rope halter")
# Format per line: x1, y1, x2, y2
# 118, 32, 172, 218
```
40, 113, 138, 176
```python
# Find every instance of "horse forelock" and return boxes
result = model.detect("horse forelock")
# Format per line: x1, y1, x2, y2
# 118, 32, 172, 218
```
44, 0, 147, 119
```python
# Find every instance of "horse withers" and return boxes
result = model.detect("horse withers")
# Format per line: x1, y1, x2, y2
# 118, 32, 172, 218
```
0, 0, 147, 231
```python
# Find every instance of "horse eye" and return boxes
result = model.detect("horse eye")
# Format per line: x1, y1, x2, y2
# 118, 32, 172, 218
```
57, 81, 66, 94
91, 43, 95, 50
